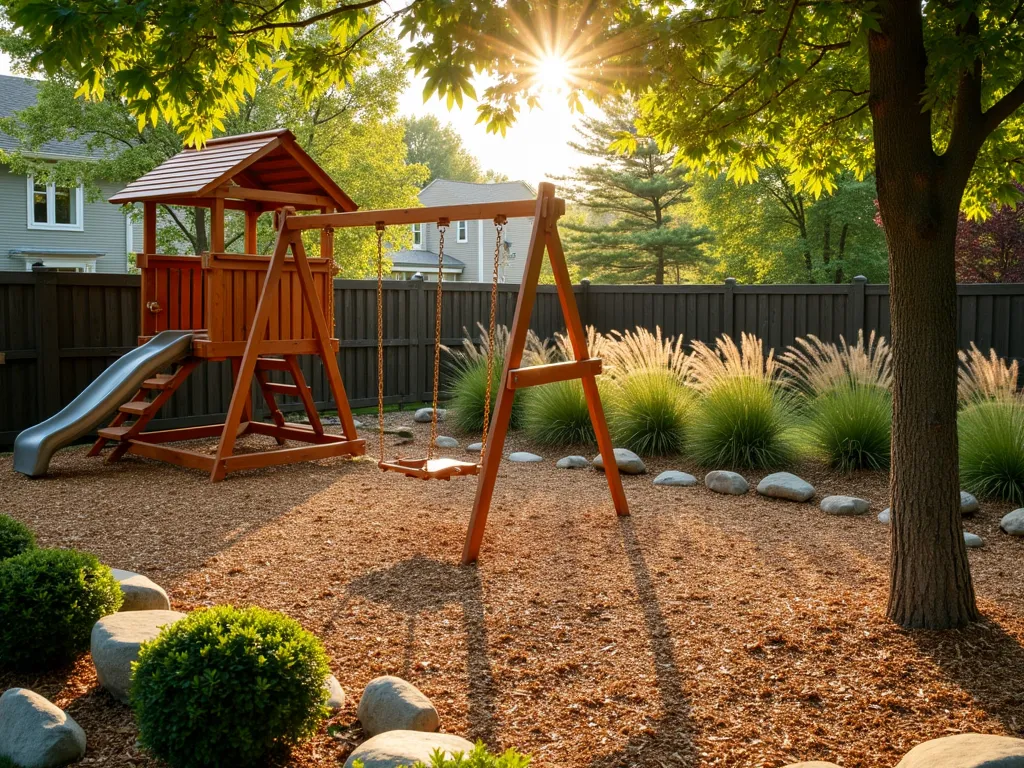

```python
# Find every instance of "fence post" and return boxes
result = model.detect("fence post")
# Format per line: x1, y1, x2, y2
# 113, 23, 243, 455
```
32, 267, 62, 419
723, 277, 736, 341
579, 278, 591, 329
848, 275, 867, 341
410, 272, 425, 404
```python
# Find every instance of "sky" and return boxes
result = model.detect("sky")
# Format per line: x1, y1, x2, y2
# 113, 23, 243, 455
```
1, 52, 593, 187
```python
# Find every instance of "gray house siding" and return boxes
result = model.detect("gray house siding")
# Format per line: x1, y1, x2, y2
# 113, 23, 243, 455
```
0, 167, 131, 274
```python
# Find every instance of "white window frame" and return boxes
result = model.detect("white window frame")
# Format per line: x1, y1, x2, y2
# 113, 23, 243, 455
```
456, 220, 468, 243
27, 176, 85, 231
411, 223, 424, 250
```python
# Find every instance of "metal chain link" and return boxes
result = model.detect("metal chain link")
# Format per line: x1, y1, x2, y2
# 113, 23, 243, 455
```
479, 217, 505, 456
375, 223, 386, 463
428, 222, 448, 460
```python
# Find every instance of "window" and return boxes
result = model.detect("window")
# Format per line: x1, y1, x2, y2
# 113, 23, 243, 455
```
456, 220, 468, 243
27, 177, 84, 231
411, 223, 423, 249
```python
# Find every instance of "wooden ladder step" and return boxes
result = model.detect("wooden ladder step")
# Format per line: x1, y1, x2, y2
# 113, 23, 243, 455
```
142, 374, 176, 390
506, 358, 603, 389
262, 381, 310, 396
118, 400, 157, 416
256, 357, 290, 372
97, 426, 134, 441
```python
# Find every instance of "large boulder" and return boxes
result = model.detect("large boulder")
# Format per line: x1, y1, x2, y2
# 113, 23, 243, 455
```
110, 568, 171, 612
556, 455, 590, 469
593, 449, 647, 475
91, 609, 185, 703
344, 731, 474, 768
414, 407, 445, 424
756, 472, 815, 502
508, 452, 543, 463
961, 491, 981, 516
653, 470, 698, 487
820, 495, 870, 516
357, 676, 440, 737
0, 688, 86, 768
705, 470, 748, 495
1001, 509, 1024, 536
895, 733, 1024, 767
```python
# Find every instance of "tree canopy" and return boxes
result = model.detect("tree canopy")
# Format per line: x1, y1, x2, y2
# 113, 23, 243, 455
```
402, 115, 484, 186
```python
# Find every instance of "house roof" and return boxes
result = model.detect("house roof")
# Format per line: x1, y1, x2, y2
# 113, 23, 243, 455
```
109, 128, 356, 211
0, 75, 98, 159
390, 249, 465, 271
419, 179, 536, 208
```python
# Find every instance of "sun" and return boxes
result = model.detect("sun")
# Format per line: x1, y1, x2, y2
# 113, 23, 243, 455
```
534, 54, 572, 93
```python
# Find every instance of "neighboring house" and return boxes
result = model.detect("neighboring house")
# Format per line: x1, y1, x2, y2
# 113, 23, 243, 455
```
389, 179, 536, 283
0, 75, 138, 273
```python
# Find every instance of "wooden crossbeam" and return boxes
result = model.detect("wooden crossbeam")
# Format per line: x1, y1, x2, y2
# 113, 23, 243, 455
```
287, 199, 543, 231
506, 359, 603, 389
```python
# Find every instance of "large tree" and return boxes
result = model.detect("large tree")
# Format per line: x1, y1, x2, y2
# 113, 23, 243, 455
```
7, 0, 1024, 628
402, 115, 484, 186
954, 196, 1024, 283
559, 97, 712, 284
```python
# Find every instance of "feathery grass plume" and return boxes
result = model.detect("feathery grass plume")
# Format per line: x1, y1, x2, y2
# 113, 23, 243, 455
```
959, 399, 1024, 502
802, 382, 891, 471
686, 332, 777, 391
607, 369, 694, 456
553, 326, 610, 363
778, 330, 891, 396
602, 326, 688, 380
958, 343, 1020, 405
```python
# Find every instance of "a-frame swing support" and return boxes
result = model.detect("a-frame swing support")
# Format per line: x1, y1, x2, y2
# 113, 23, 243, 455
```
286, 182, 629, 563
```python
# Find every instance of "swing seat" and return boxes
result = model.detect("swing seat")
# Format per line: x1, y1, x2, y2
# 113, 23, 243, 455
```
378, 457, 481, 481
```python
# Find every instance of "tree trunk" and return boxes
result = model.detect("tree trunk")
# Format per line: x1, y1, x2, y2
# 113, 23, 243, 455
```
870, 0, 979, 629
195, 207, 209, 254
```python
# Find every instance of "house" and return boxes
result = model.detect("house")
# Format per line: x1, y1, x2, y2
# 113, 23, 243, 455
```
389, 179, 536, 283
0, 75, 138, 273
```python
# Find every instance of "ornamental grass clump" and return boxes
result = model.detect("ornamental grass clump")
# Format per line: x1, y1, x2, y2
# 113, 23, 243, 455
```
778, 330, 891, 395
802, 382, 892, 471
0, 548, 122, 669
607, 369, 695, 456
958, 399, 1024, 503
0, 514, 36, 560
958, 342, 1020, 405
131, 605, 331, 768
686, 333, 795, 469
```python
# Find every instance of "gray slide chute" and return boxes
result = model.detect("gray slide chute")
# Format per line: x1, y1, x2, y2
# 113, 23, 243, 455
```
13, 330, 194, 478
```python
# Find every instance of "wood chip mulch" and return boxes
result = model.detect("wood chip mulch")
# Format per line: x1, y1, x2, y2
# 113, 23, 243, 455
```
2, 414, 1023, 767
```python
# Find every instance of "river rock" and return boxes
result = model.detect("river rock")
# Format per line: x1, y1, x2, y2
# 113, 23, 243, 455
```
433, 436, 459, 449
344, 731, 474, 768
414, 408, 445, 424
894, 733, 1024, 767
782, 764, 842, 768
756, 472, 815, 502
110, 568, 171, 612
325, 675, 345, 712
557, 455, 590, 469
91, 610, 185, 703
357, 676, 440, 737
592, 448, 647, 475
964, 531, 985, 548
467, 442, 483, 453
820, 495, 870, 516
0, 688, 86, 768
508, 451, 543, 463
653, 470, 697, 487
705, 470, 748, 495
961, 491, 980, 515
878, 507, 891, 524
1000, 509, 1024, 536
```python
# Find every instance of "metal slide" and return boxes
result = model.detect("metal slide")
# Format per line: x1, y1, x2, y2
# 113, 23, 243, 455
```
13, 330, 194, 478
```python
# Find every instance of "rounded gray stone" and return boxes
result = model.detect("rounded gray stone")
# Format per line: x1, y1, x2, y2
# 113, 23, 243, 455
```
820, 495, 870, 516
414, 407, 445, 423
326, 674, 345, 712
344, 731, 474, 768
961, 491, 980, 515
592, 448, 647, 475
110, 568, 171, 612
1000, 508, 1024, 536
357, 676, 440, 737
894, 733, 1024, 767
878, 507, 891, 524
91, 610, 185, 703
756, 472, 815, 502
705, 470, 748, 495
964, 531, 985, 548
433, 436, 459, 449
653, 470, 697, 487
556, 455, 590, 469
0, 688, 86, 768
508, 451, 543, 463
466, 442, 483, 453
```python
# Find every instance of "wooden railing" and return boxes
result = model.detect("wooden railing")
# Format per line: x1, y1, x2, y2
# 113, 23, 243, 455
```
138, 254, 205, 337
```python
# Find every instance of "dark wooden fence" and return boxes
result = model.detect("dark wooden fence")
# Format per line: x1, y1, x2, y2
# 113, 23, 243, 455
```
3, 270, 1024, 449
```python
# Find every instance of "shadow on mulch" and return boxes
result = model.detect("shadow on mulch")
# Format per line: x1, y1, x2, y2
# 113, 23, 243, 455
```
346, 555, 498, 745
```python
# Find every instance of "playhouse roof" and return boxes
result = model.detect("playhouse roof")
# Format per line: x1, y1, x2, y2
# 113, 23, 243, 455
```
109, 128, 356, 212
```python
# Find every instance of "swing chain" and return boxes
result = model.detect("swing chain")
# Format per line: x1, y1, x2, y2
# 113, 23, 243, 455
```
429, 220, 450, 460
480, 215, 506, 455
375, 222, 386, 463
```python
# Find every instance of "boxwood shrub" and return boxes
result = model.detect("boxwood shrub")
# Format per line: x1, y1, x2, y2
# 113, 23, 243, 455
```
131, 605, 331, 768
0, 548, 122, 669
0, 514, 36, 560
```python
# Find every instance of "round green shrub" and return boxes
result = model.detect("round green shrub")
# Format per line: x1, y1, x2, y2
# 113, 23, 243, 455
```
447, 355, 524, 433
0, 514, 36, 560
687, 376, 795, 469
607, 370, 694, 456
803, 383, 891, 471
0, 548, 122, 669
131, 605, 331, 768
523, 379, 595, 446
959, 399, 1024, 503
